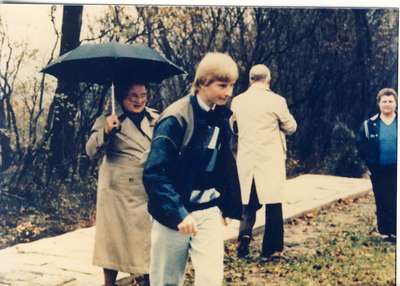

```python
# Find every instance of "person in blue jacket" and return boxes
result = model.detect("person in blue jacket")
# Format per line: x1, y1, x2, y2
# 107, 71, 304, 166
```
357, 88, 397, 239
143, 52, 242, 286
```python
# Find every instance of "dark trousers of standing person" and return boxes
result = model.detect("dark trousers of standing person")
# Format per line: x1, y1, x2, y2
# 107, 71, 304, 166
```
369, 164, 397, 236
238, 180, 284, 257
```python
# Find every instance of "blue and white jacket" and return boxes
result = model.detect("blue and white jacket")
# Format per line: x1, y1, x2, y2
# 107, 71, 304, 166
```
143, 94, 242, 230
357, 113, 381, 169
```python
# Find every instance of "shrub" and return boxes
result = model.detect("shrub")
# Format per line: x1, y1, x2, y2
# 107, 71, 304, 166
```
324, 120, 365, 177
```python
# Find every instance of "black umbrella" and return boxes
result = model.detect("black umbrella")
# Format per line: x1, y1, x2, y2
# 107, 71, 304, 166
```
42, 41, 186, 114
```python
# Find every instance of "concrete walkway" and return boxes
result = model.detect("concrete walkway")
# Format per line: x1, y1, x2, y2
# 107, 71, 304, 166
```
0, 174, 372, 286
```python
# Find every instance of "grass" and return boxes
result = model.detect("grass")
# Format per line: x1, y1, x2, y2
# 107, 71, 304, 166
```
183, 193, 396, 286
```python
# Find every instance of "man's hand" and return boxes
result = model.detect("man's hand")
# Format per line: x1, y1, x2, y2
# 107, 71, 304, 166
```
177, 215, 198, 236
105, 114, 120, 134
222, 217, 231, 226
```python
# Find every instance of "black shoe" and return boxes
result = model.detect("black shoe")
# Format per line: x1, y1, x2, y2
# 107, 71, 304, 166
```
237, 235, 251, 258
261, 245, 283, 258
384, 234, 396, 243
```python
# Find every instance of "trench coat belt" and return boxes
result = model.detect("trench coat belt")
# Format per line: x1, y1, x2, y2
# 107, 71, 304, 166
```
104, 154, 142, 167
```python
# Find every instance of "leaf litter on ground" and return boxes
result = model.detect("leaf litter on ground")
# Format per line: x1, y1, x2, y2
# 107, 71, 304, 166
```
182, 193, 395, 286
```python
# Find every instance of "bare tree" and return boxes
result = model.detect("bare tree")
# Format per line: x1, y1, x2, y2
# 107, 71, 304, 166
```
0, 18, 27, 168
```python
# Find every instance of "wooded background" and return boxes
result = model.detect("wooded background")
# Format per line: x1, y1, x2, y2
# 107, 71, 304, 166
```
0, 5, 398, 219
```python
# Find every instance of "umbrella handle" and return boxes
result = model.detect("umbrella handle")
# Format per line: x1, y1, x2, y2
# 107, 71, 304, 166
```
111, 82, 116, 116
110, 82, 120, 134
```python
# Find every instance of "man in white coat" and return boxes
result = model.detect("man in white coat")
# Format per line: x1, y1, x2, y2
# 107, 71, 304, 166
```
231, 64, 297, 259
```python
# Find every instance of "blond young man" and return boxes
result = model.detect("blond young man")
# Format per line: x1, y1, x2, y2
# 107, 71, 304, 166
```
143, 52, 242, 286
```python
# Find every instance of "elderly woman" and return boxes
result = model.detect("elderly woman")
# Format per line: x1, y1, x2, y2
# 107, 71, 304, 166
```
357, 88, 397, 239
86, 82, 158, 286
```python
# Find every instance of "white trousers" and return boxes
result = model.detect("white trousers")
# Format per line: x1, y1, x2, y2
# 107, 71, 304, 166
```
150, 207, 224, 286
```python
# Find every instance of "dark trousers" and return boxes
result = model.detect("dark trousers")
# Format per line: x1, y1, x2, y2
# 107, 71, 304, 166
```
238, 180, 284, 255
370, 165, 397, 236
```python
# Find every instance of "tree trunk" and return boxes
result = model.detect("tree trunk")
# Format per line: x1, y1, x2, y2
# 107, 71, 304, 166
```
45, 5, 83, 177
0, 99, 13, 171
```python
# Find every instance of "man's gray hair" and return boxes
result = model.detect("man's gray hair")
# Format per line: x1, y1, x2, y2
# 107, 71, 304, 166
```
249, 64, 271, 82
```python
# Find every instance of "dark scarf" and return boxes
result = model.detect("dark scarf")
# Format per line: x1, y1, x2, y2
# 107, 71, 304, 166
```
126, 109, 147, 129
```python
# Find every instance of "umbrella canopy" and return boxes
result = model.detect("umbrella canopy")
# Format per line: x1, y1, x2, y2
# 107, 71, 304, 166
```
42, 41, 186, 84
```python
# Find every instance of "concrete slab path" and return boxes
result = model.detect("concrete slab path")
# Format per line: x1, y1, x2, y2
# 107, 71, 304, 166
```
0, 174, 372, 286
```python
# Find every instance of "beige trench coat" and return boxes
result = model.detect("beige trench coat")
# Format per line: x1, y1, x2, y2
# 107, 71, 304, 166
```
86, 104, 158, 274
231, 84, 297, 205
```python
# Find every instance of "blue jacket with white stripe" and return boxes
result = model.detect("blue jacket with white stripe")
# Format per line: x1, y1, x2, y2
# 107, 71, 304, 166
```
143, 94, 242, 230
357, 113, 380, 169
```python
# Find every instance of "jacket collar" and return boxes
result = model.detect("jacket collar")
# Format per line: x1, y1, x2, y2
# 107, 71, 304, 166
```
370, 112, 397, 124
113, 101, 157, 121
144, 107, 159, 126
196, 94, 216, 111
370, 113, 380, 121
249, 82, 270, 92
191, 94, 232, 119
140, 107, 158, 139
